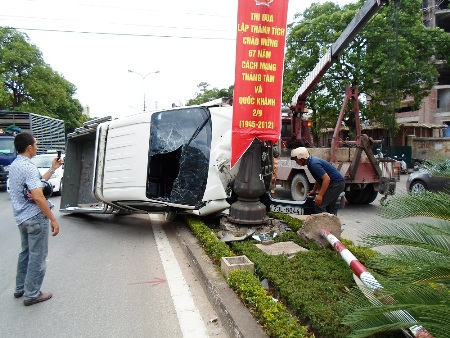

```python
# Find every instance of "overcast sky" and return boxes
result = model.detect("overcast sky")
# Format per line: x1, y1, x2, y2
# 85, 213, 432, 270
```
1, 0, 352, 119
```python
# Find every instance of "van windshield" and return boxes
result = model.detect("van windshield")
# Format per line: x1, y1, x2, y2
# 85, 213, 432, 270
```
147, 107, 212, 206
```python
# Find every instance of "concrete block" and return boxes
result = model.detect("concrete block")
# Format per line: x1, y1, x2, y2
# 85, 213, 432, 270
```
221, 255, 254, 278
255, 241, 308, 256
298, 212, 342, 248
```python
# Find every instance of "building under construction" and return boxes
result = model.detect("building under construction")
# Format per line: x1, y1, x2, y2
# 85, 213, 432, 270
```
396, 0, 450, 137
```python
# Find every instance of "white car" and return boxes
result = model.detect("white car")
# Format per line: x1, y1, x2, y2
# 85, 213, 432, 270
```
31, 153, 64, 195
7, 153, 64, 195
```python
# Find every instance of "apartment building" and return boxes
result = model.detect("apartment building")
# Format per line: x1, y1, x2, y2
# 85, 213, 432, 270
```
396, 0, 450, 139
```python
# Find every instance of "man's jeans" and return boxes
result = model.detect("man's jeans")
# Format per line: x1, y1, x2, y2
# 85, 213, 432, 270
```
315, 181, 345, 215
16, 213, 49, 300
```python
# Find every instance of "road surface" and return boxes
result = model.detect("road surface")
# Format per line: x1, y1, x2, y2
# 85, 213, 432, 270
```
0, 191, 229, 338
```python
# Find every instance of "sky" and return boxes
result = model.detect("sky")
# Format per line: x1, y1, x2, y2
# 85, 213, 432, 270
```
1, 0, 352, 119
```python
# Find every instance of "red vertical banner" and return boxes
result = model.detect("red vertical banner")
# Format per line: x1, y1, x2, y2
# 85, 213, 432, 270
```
232, 0, 289, 167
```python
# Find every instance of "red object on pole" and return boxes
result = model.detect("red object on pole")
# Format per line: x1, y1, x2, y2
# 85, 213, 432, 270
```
321, 229, 383, 292
231, 0, 289, 167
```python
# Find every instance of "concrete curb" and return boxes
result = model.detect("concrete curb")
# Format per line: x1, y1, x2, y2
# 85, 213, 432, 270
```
171, 222, 268, 338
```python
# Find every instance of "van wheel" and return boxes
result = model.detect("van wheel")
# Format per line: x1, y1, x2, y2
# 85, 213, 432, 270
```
164, 211, 177, 222
291, 173, 310, 201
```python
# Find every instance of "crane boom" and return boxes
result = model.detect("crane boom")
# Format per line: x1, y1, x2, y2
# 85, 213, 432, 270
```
291, 0, 388, 107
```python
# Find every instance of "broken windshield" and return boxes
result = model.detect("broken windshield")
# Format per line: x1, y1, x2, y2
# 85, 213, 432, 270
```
147, 107, 212, 206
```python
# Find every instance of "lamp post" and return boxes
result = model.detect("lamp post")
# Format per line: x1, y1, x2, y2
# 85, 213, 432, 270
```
128, 69, 160, 111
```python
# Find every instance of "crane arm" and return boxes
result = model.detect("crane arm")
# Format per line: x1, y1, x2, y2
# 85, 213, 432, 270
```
291, 0, 388, 107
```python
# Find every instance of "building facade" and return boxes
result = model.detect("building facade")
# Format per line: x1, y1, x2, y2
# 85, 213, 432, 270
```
396, 0, 450, 139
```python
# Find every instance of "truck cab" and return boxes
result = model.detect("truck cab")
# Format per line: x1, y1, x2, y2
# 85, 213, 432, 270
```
0, 133, 17, 186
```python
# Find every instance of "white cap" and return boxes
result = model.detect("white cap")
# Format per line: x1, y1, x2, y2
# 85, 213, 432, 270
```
291, 147, 310, 160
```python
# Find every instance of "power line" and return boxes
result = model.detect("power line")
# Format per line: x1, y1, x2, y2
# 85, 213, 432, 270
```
0, 14, 233, 34
2, 0, 235, 19
0, 0, 238, 40
7, 26, 236, 41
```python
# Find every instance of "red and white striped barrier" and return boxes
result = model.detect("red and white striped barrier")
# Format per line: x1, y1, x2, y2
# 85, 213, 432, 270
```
320, 229, 433, 338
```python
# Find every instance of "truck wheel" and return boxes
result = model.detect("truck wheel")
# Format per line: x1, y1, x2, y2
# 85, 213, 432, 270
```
346, 185, 378, 204
345, 189, 364, 204
361, 184, 378, 204
290, 173, 310, 201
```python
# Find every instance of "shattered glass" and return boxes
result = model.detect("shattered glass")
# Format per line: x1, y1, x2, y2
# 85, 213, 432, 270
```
147, 107, 212, 206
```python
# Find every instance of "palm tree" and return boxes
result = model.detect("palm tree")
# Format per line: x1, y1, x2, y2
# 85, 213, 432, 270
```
342, 161, 450, 337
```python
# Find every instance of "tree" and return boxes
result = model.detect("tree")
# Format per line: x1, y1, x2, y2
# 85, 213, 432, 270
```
23, 64, 87, 131
0, 27, 89, 132
283, 0, 450, 142
342, 159, 450, 337
186, 82, 234, 106
0, 27, 44, 108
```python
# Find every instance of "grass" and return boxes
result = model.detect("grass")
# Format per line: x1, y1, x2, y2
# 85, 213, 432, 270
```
184, 213, 400, 338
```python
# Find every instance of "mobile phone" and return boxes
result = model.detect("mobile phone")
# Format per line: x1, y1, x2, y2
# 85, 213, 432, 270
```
57, 151, 61, 160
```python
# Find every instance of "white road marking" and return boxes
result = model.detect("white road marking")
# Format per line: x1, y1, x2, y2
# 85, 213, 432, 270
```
149, 214, 208, 338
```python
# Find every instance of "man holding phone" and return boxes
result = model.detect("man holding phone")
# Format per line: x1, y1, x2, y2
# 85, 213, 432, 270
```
8, 132, 63, 306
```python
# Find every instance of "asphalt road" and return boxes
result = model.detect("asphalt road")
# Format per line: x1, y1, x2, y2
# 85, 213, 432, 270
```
0, 190, 228, 338
336, 174, 409, 244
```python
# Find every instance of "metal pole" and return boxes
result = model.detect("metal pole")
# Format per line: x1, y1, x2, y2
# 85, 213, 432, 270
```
143, 88, 146, 112
128, 69, 160, 111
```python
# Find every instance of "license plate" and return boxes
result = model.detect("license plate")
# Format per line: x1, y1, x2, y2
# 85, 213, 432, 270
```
270, 204, 304, 215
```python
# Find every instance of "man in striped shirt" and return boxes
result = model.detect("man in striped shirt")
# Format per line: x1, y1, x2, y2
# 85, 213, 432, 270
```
9, 132, 62, 306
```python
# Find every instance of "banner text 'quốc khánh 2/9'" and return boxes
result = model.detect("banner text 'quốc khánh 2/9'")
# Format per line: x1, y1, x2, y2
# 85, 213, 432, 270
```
231, 0, 289, 167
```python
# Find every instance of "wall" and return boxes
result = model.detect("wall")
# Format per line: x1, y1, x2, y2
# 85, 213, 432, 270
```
407, 135, 450, 160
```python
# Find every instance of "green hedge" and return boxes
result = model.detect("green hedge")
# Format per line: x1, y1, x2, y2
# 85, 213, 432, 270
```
228, 269, 308, 338
184, 213, 378, 338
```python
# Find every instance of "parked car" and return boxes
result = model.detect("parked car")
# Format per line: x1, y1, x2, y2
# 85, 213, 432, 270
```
7, 153, 64, 195
406, 159, 450, 193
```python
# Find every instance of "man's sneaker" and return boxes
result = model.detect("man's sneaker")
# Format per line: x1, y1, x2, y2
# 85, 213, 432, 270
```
23, 291, 53, 306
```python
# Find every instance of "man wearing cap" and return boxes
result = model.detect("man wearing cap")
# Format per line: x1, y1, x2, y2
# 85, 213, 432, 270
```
291, 147, 345, 215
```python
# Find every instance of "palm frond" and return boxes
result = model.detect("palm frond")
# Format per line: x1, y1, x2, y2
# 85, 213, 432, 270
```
343, 161, 450, 337
343, 282, 450, 338
378, 191, 450, 220
343, 213, 450, 336
361, 219, 450, 251
423, 158, 450, 177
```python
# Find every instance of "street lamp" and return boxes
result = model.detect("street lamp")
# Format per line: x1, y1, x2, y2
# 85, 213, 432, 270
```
128, 69, 160, 111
